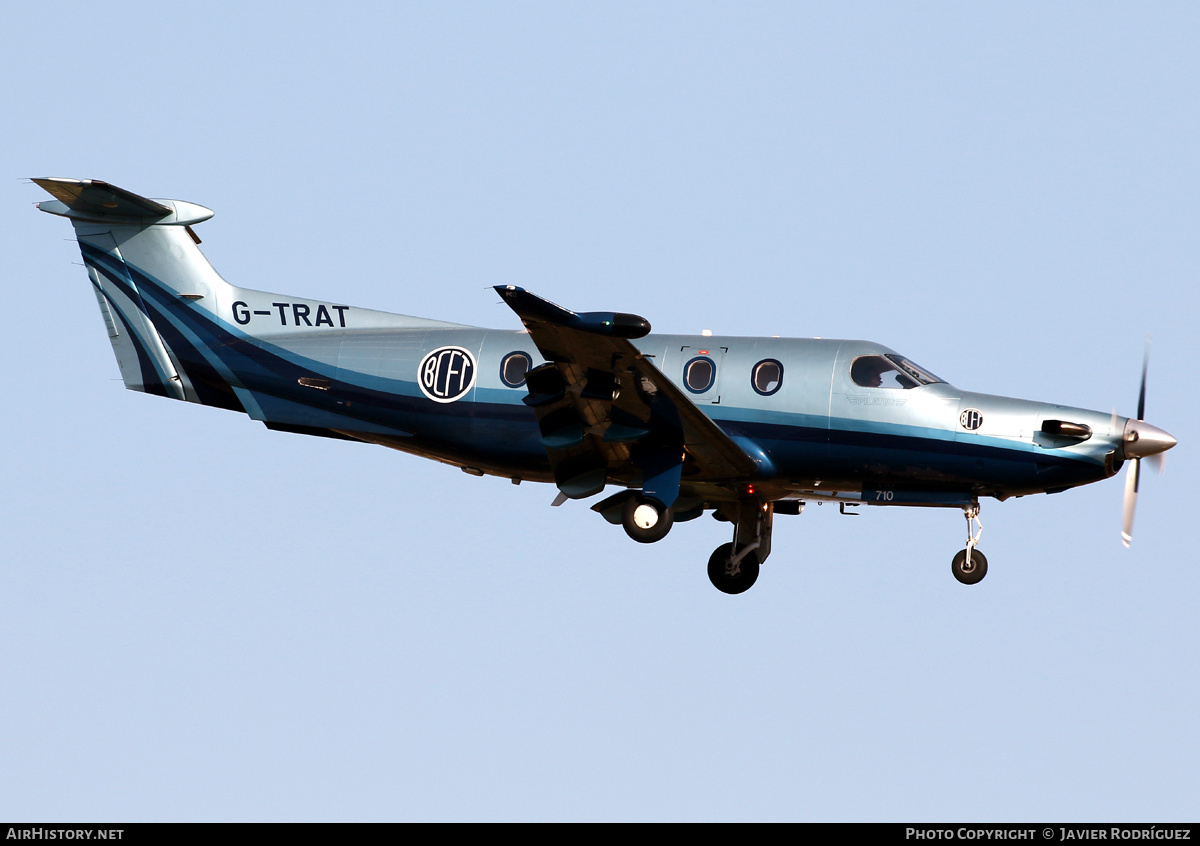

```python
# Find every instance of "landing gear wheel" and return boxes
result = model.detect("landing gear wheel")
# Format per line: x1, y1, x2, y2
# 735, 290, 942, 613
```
707, 542, 760, 594
951, 548, 988, 585
622, 495, 674, 544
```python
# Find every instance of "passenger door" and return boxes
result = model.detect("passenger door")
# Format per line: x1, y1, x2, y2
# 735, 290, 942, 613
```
678, 344, 727, 405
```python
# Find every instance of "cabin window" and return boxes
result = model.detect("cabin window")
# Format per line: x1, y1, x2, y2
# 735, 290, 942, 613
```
850, 354, 944, 389
751, 359, 784, 396
683, 356, 716, 393
500, 351, 532, 388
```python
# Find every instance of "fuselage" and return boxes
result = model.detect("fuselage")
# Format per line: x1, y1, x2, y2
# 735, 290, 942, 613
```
63, 211, 1128, 508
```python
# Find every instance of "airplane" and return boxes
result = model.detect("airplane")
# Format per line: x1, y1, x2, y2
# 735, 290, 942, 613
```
32, 177, 1178, 594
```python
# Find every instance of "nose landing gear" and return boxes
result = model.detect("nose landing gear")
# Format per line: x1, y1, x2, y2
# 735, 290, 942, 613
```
951, 505, 987, 585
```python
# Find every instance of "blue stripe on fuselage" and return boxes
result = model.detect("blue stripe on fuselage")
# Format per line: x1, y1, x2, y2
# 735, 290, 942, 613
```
716, 411, 1105, 492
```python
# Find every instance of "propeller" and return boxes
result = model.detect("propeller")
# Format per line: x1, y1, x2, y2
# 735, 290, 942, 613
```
1121, 450, 1140, 548
1120, 344, 1176, 547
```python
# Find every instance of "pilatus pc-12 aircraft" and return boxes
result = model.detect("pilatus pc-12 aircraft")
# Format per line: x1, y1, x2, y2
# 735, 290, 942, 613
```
34, 178, 1177, 594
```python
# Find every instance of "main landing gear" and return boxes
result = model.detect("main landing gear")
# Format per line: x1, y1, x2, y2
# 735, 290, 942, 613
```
613, 490, 987, 590
605, 489, 776, 594
951, 505, 987, 585
707, 542, 760, 594
621, 494, 674, 544
707, 501, 774, 595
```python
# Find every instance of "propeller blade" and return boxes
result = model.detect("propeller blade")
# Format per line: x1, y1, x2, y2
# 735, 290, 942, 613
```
1146, 451, 1166, 475
1121, 457, 1141, 548
1136, 341, 1149, 421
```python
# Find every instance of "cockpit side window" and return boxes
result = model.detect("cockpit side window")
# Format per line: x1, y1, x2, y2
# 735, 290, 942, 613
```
851, 354, 944, 389
851, 356, 910, 389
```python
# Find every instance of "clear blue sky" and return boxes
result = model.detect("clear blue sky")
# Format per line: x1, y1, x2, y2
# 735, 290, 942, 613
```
3, 2, 1196, 821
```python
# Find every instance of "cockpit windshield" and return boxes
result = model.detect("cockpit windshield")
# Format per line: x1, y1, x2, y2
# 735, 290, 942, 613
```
850, 354, 945, 389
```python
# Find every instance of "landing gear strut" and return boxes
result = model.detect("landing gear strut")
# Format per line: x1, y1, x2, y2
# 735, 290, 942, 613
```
951, 505, 987, 585
708, 501, 773, 594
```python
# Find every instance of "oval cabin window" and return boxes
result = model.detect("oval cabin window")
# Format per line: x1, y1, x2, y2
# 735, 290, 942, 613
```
500, 351, 532, 388
752, 359, 783, 396
684, 357, 716, 393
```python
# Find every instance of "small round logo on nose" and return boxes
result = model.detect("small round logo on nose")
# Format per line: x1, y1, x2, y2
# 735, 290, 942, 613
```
959, 408, 983, 431
417, 346, 477, 403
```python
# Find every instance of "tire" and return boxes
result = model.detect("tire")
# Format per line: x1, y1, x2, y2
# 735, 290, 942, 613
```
951, 548, 988, 585
707, 542, 760, 594
622, 495, 674, 543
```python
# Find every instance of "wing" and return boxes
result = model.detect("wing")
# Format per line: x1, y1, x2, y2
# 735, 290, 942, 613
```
495, 286, 756, 504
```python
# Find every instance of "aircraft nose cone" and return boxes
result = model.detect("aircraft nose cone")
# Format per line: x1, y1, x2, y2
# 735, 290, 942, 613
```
1122, 420, 1177, 459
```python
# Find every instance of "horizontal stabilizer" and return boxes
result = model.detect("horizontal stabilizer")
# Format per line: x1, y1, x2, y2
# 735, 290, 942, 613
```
32, 177, 214, 226
33, 177, 170, 217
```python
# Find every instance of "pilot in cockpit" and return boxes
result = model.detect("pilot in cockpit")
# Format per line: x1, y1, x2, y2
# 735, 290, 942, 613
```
851, 355, 921, 389
852, 354, 940, 390
851, 356, 889, 388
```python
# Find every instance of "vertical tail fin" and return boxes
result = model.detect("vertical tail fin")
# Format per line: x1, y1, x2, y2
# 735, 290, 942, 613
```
34, 178, 244, 412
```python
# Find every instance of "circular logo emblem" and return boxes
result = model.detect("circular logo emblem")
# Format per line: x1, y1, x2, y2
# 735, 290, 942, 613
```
959, 408, 983, 431
418, 346, 477, 403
